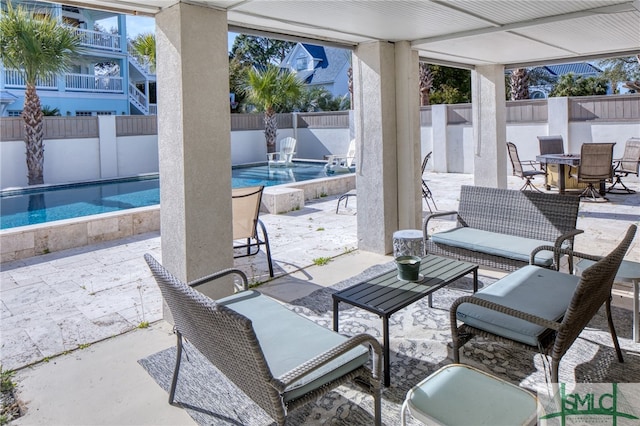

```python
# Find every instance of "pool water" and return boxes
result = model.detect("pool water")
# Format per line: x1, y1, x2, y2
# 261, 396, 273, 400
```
1, 162, 336, 229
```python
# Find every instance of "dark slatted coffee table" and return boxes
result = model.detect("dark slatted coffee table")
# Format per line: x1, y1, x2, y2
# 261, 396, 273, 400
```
332, 254, 478, 386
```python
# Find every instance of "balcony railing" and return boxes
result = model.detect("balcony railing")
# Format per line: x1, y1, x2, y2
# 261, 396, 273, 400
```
66, 73, 123, 92
128, 82, 148, 114
4, 69, 123, 93
71, 27, 121, 52
3, 69, 57, 89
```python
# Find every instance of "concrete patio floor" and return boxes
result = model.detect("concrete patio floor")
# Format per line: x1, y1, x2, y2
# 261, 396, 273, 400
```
2, 172, 639, 425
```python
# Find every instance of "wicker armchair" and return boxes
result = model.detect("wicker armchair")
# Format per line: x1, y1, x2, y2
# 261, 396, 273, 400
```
144, 254, 382, 425
450, 224, 636, 383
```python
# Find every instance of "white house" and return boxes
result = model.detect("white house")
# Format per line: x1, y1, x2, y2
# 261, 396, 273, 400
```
279, 43, 351, 98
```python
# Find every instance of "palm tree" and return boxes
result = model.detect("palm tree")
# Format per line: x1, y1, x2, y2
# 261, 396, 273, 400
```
243, 64, 304, 153
130, 32, 156, 73
509, 68, 530, 100
0, 2, 81, 185
419, 62, 434, 106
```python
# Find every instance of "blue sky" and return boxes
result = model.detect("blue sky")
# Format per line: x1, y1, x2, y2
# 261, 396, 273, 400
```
126, 16, 237, 52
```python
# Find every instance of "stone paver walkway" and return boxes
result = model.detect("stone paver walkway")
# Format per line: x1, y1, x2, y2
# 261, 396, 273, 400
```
2, 172, 639, 371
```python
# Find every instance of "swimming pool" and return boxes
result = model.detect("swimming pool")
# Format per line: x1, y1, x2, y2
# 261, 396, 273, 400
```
0, 162, 338, 229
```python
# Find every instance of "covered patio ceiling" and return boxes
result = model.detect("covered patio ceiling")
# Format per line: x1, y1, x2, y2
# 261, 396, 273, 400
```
58, 0, 640, 68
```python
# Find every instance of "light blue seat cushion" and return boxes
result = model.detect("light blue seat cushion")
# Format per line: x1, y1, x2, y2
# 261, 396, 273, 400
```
456, 265, 580, 346
431, 227, 556, 266
406, 364, 537, 425
219, 290, 369, 402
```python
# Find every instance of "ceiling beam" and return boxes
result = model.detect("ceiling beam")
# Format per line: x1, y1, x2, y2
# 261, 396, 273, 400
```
505, 49, 640, 70
228, 24, 356, 50
411, 2, 638, 46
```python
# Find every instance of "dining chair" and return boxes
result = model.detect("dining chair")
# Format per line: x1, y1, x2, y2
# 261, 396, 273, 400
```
537, 135, 564, 156
572, 142, 615, 201
506, 142, 545, 192
421, 151, 437, 213
607, 137, 640, 194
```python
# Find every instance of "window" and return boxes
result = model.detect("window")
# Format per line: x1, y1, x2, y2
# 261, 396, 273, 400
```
76, 111, 115, 116
296, 56, 308, 71
7, 111, 22, 117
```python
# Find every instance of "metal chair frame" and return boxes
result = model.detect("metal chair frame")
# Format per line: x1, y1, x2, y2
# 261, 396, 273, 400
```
421, 151, 437, 213
506, 142, 545, 192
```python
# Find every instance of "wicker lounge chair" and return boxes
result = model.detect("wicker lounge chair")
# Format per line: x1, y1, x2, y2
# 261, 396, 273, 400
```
232, 185, 273, 277
144, 254, 383, 425
450, 224, 636, 383
507, 142, 545, 192
607, 137, 640, 194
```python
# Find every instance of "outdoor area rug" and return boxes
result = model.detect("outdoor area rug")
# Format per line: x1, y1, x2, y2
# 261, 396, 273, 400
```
139, 262, 640, 425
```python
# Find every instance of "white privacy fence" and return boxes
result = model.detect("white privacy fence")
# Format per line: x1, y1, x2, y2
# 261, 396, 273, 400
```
1, 95, 638, 189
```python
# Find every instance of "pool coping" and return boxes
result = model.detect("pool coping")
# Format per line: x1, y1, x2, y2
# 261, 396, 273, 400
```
0, 173, 355, 263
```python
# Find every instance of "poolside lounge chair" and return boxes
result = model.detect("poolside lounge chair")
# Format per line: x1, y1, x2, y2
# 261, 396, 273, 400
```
325, 139, 356, 174
268, 137, 297, 167
232, 185, 274, 277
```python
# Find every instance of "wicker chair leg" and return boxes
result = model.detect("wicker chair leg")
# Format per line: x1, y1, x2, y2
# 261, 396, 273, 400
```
169, 331, 184, 405
606, 298, 624, 362
373, 382, 382, 426
551, 358, 560, 384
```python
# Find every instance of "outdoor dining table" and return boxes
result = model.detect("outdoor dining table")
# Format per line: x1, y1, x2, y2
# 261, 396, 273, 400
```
536, 154, 581, 195
536, 153, 608, 196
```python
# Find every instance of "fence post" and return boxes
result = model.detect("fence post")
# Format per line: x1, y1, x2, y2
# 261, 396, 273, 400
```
432, 104, 448, 173
98, 115, 118, 178
547, 97, 570, 151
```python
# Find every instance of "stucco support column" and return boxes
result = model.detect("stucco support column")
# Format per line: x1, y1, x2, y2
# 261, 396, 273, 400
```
394, 42, 421, 230
156, 4, 233, 300
471, 65, 507, 188
352, 41, 421, 254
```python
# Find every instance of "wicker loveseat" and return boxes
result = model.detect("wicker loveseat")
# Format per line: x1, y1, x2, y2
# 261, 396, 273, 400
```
424, 185, 583, 272
144, 254, 382, 425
